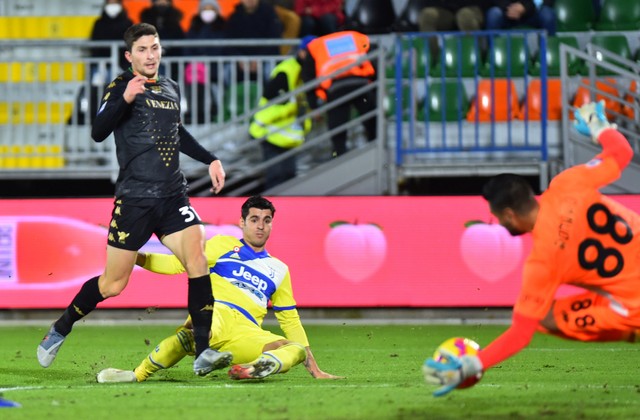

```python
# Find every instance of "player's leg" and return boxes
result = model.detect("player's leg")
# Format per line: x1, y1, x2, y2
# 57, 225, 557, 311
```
38, 197, 155, 368
38, 245, 136, 368
97, 325, 194, 383
262, 340, 307, 374
159, 197, 228, 376
134, 326, 195, 382
223, 312, 306, 380
539, 292, 635, 342
228, 340, 306, 380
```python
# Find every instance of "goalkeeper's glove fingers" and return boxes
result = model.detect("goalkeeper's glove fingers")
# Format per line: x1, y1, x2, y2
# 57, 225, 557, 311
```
573, 100, 616, 144
423, 349, 483, 397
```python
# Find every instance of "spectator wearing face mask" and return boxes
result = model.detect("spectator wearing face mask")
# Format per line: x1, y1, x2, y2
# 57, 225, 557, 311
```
69, 0, 133, 125
185, 0, 226, 59
90, 0, 133, 73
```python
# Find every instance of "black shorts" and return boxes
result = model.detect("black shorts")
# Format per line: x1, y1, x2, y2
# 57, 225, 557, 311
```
107, 194, 203, 251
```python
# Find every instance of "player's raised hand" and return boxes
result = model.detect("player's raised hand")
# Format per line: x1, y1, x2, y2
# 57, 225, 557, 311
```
574, 100, 616, 144
423, 349, 482, 397
123, 75, 148, 103
209, 159, 226, 194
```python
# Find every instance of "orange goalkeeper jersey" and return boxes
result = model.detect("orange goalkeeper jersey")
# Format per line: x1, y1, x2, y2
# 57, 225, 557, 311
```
515, 130, 640, 321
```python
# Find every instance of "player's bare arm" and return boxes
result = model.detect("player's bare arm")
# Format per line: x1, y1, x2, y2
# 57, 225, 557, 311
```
303, 347, 344, 379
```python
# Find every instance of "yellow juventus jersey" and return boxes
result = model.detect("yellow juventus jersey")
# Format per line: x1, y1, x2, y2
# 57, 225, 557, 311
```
142, 234, 309, 346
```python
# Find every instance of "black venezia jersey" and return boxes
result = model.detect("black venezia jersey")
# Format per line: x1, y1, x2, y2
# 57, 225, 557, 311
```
92, 70, 187, 198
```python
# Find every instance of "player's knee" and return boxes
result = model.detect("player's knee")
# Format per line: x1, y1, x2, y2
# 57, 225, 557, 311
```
539, 306, 560, 333
262, 339, 290, 352
181, 253, 209, 277
98, 275, 128, 298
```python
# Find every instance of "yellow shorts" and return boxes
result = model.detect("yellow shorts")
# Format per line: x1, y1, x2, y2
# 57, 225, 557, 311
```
207, 304, 286, 364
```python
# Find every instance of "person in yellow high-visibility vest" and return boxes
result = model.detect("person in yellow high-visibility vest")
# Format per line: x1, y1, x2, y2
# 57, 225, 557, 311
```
249, 36, 315, 189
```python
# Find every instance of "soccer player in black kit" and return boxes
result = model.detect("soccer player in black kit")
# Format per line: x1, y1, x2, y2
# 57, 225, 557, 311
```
37, 23, 232, 377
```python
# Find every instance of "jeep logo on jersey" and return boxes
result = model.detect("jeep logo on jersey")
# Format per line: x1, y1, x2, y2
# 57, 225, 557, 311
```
232, 265, 269, 291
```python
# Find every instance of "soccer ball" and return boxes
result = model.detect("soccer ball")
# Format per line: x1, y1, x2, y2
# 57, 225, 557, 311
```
430, 337, 482, 389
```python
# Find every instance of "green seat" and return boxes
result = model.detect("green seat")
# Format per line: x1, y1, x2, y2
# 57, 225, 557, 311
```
530, 35, 584, 76
555, 0, 596, 31
590, 34, 632, 75
595, 0, 640, 30
430, 36, 481, 78
482, 35, 531, 77
224, 81, 260, 118
425, 81, 469, 122
387, 81, 425, 121
400, 37, 430, 78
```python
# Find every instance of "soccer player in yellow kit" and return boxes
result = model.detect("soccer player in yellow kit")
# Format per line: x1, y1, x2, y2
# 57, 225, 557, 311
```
425, 101, 640, 396
97, 195, 342, 382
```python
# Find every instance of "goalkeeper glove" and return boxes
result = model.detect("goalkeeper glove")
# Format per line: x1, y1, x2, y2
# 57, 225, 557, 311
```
423, 350, 483, 397
573, 100, 616, 144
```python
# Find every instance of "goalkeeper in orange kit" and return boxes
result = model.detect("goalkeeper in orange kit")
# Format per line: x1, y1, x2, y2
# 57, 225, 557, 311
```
425, 101, 640, 396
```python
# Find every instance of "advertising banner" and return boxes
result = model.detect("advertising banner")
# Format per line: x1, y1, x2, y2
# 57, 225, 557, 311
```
4, 195, 638, 309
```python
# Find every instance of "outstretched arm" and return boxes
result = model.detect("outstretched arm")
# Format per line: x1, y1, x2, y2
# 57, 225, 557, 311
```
478, 312, 539, 369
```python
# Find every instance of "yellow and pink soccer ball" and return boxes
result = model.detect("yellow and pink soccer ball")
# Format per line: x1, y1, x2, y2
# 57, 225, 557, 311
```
431, 337, 482, 389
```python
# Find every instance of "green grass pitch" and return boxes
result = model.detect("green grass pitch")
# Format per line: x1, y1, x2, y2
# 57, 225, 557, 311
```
1, 323, 639, 419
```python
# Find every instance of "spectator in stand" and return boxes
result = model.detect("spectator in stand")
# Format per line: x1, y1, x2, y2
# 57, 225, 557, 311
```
70, 0, 133, 125
417, 1, 487, 59
301, 31, 377, 157
485, 0, 556, 36
295, 0, 345, 37
225, 0, 283, 82
249, 36, 315, 189
265, 0, 301, 54
183, 0, 227, 124
140, 0, 185, 76
90, 0, 133, 75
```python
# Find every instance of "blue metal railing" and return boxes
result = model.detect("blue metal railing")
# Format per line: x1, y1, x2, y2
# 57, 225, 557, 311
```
393, 30, 548, 166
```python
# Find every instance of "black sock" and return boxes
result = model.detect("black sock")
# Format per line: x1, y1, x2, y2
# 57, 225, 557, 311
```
188, 275, 214, 358
54, 276, 104, 336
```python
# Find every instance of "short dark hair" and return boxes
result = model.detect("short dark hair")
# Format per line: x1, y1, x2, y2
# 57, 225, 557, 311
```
123, 23, 158, 52
241, 195, 275, 220
482, 173, 536, 215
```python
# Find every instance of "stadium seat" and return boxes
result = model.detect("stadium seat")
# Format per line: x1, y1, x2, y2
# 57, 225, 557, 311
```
572, 78, 622, 119
346, 0, 396, 34
482, 35, 531, 77
430, 36, 481, 78
225, 82, 260, 118
425, 81, 469, 122
388, 83, 425, 121
595, 0, 640, 30
530, 35, 584, 76
466, 79, 521, 122
589, 34, 633, 75
399, 37, 430, 78
520, 79, 564, 121
622, 80, 638, 119
393, 0, 430, 32
555, 0, 596, 31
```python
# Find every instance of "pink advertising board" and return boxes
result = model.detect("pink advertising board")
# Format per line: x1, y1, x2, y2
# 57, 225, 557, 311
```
3, 195, 640, 309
